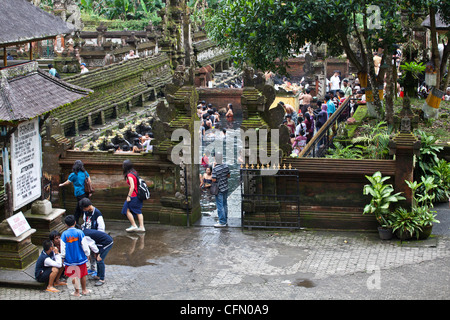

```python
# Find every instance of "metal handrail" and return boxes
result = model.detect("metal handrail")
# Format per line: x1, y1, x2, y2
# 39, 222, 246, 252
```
299, 96, 351, 158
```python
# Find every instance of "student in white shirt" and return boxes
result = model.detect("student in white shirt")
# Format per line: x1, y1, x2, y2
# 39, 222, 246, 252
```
329, 71, 341, 95
35, 239, 66, 293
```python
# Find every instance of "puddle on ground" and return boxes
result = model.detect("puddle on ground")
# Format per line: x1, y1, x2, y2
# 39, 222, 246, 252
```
106, 228, 175, 267
293, 278, 316, 288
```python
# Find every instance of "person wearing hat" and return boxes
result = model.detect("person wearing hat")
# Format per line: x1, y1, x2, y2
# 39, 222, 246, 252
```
341, 78, 352, 98
80, 63, 89, 74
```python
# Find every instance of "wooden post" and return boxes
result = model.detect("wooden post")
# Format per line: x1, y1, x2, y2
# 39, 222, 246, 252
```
3, 47, 6, 67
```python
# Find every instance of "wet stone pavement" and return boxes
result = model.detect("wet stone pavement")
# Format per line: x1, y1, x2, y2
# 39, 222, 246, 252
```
1, 202, 450, 302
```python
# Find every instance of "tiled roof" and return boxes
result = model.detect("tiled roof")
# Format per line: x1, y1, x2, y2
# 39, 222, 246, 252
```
0, 0, 74, 46
0, 61, 92, 122
421, 13, 449, 30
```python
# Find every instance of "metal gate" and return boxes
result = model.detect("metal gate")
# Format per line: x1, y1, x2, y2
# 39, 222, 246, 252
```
240, 164, 301, 230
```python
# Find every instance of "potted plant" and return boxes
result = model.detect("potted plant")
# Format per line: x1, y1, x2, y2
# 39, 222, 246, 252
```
363, 171, 406, 239
391, 207, 422, 241
408, 176, 440, 240
392, 176, 440, 241
399, 61, 426, 98
417, 209, 439, 240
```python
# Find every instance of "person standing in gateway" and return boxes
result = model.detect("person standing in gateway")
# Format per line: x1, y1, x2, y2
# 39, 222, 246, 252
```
212, 153, 230, 228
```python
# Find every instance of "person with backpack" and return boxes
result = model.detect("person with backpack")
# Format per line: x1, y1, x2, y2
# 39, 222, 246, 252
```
48, 64, 61, 78
121, 160, 145, 232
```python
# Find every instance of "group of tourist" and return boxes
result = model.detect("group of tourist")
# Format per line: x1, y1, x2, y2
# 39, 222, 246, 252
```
114, 132, 154, 154
197, 100, 234, 139
36, 197, 113, 296
284, 72, 366, 157
38, 159, 146, 295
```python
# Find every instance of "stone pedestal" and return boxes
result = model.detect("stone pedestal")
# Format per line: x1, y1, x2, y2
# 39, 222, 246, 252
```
389, 118, 421, 208
0, 221, 39, 270
23, 200, 66, 246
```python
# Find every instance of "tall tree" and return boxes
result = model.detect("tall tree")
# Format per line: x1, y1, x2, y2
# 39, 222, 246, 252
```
406, 0, 449, 91
204, 0, 418, 122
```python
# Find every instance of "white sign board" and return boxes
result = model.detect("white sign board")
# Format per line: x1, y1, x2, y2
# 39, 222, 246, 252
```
6, 211, 31, 237
10, 118, 42, 210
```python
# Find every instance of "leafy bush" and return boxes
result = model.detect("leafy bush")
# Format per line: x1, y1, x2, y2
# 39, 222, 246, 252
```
363, 171, 405, 228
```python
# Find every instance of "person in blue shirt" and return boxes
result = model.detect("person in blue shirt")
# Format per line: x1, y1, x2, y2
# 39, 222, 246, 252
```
325, 94, 336, 117
59, 160, 92, 224
61, 215, 91, 297
47, 64, 60, 78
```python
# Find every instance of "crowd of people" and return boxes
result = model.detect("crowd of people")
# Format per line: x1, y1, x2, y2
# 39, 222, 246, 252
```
283, 71, 367, 157
42, 159, 147, 295
197, 100, 234, 140
35, 204, 113, 296
197, 99, 233, 228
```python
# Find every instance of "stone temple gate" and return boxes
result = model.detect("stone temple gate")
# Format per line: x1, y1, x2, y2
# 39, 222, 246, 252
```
36, 1, 288, 227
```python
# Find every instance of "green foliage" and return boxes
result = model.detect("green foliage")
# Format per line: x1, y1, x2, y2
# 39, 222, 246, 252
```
391, 207, 422, 239
400, 61, 426, 80
429, 159, 450, 202
326, 142, 363, 159
205, 0, 408, 75
351, 121, 391, 159
78, 0, 164, 22
413, 129, 449, 202
363, 171, 406, 227
416, 129, 444, 175
392, 175, 440, 239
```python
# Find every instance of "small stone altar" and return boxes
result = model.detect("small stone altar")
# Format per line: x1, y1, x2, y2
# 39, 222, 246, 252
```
0, 221, 38, 269
24, 200, 66, 246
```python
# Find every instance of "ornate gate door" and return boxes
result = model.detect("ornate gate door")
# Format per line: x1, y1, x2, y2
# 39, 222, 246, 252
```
240, 165, 301, 230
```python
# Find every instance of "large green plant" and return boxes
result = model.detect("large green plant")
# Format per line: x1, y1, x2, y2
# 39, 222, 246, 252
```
326, 142, 363, 159
391, 207, 422, 239
393, 176, 440, 239
414, 130, 446, 202
416, 129, 443, 175
399, 61, 426, 98
429, 159, 450, 202
352, 121, 391, 159
363, 171, 406, 228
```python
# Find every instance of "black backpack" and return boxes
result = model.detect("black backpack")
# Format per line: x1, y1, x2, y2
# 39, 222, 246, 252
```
131, 172, 150, 201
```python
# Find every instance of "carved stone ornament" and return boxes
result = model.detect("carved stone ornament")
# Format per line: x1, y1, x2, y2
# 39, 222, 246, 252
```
400, 116, 411, 133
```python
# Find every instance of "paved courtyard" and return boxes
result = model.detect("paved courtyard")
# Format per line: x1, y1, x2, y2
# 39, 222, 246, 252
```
1, 201, 449, 304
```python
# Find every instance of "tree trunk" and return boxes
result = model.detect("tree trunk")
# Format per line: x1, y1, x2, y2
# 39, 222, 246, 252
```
362, 5, 383, 119
385, 46, 395, 127
439, 45, 449, 91
430, 7, 441, 88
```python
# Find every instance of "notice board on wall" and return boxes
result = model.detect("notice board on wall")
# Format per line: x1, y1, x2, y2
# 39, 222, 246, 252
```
10, 118, 42, 211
